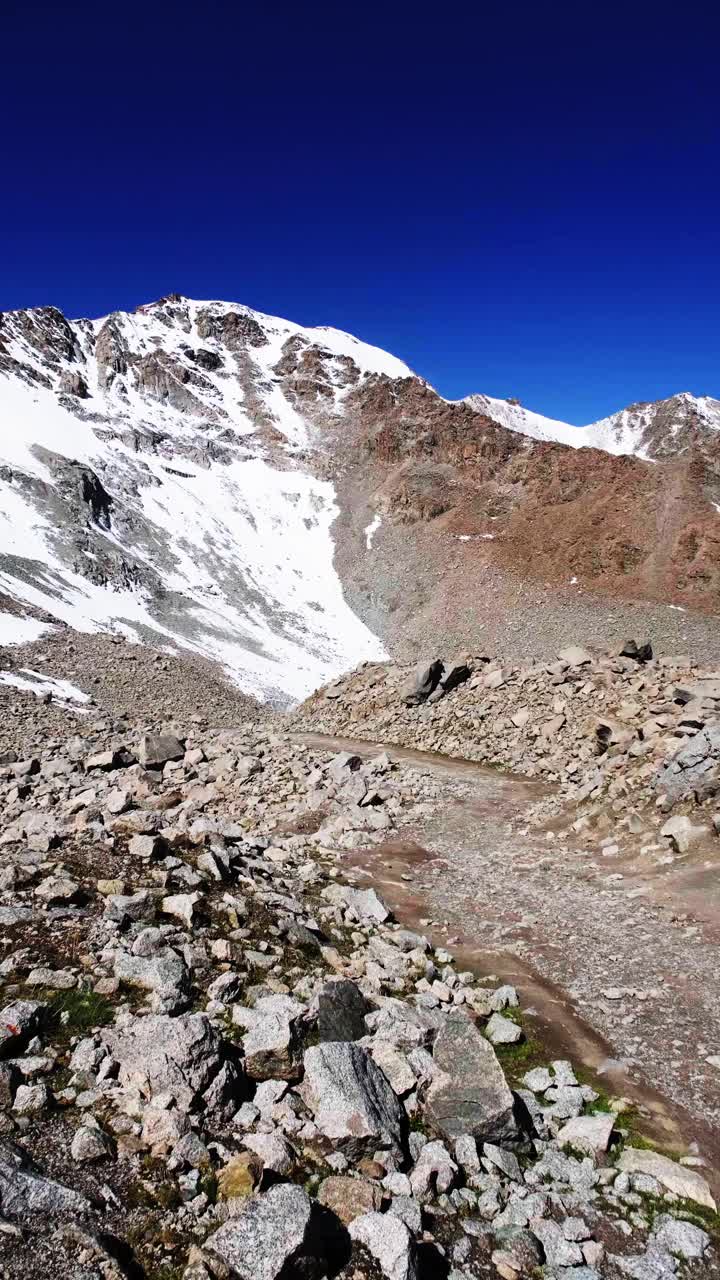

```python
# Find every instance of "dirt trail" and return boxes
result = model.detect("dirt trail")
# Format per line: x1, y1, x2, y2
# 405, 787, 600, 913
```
293, 731, 720, 1179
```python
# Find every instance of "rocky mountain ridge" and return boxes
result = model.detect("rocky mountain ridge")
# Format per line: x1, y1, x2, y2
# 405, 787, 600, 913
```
2, 295, 720, 704
464, 391, 720, 463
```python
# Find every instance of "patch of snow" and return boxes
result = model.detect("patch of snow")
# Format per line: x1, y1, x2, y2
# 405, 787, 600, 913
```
0, 668, 90, 707
364, 514, 382, 550
570, 575, 578, 584
0, 613, 53, 646
668, 605, 686, 612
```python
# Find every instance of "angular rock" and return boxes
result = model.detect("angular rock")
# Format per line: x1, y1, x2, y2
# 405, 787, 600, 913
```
242, 1132, 295, 1177
409, 1139, 458, 1198
558, 645, 593, 667
324, 883, 391, 923
656, 723, 720, 803
0, 1140, 89, 1215
317, 979, 370, 1043
106, 1012, 240, 1113
404, 659, 444, 707
206, 1184, 323, 1280
302, 1041, 404, 1157
113, 948, 189, 1009
138, 732, 185, 769
349, 1211, 419, 1280
425, 1012, 517, 1143
234, 995, 305, 1081
652, 1213, 709, 1260
531, 1217, 584, 1268
617, 1148, 716, 1209
486, 1012, 522, 1045
317, 1174, 381, 1225
556, 1112, 616, 1154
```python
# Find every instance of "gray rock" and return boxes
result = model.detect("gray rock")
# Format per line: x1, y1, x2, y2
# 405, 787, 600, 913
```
0, 1140, 89, 1215
13, 1083, 48, 1113
138, 732, 185, 769
0, 1001, 43, 1057
403, 659, 444, 707
491, 1227, 543, 1277
113, 948, 189, 1010
410, 1139, 458, 1198
70, 1123, 112, 1163
327, 750, 362, 782
234, 995, 305, 1081
483, 1142, 521, 1181
652, 1213, 710, 1260
302, 1041, 404, 1157
425, 1012, 517, 1143
104, 890, 156, 923
657, 722, 720, 802
531, 1217, 584, 1267
107, 1012, 239, 1114
324, 883, 391, 923
242, 1132, 295, 1177
522, 1066, 553, 1092
558, 645, 593, 667
485, 1012, 522, 1045
317, 979, 370, 1043
556, 1112, 616, 1154
349, 1211, 419, 1280
206, 1184, 321, 1280
617, 1148, 716, 1209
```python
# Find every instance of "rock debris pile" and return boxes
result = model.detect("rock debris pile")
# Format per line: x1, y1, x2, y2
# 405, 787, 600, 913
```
0, 703, 714, 1279
295, 646, 720, 823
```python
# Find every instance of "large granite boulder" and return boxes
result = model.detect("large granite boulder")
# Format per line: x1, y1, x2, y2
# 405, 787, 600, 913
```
302, 1042, 405, 1157
106, 1012, 241, 1115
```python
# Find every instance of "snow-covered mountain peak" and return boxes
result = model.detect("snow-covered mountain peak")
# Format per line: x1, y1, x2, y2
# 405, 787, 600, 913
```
0, 296, 402, 703
464, 389, 720, 460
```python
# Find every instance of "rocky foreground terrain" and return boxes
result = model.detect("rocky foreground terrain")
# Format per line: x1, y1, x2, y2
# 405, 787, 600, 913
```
0, 638, 718, 1280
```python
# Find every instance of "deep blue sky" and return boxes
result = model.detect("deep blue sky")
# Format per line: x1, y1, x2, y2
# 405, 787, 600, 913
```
4, 0, 720, 422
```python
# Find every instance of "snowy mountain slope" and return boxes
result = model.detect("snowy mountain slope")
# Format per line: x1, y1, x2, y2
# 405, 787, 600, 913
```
465, 390, 720, 460
0, 295, 404, 703
2, 291, 719, 703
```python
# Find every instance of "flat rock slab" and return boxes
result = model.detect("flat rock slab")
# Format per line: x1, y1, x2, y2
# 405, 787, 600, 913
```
556, 1112, 616, 1154
617, 1147, 716, 1210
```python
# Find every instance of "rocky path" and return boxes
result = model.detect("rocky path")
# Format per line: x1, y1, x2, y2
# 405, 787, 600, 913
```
295, 732, 720, 1180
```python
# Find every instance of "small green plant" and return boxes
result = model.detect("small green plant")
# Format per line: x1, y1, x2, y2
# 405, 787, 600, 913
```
48, 988, 115, 1035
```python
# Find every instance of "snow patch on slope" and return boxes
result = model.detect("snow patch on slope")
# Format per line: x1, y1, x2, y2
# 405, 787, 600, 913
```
0, 669, 90, 707
0, 613, 53, 646
0, 297, 390, 703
